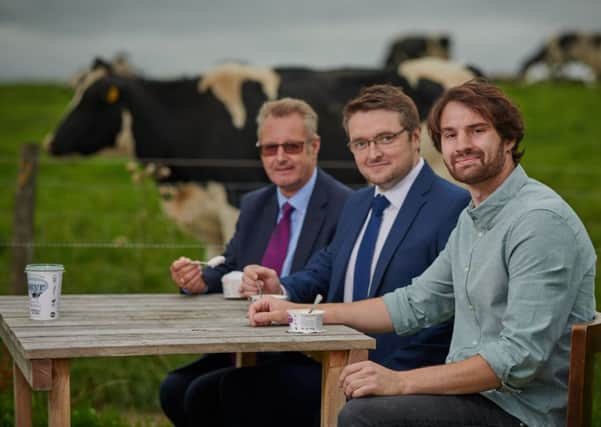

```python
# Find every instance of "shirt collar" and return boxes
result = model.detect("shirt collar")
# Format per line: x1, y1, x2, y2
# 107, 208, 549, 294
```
276, 168, 318, 213
374, 157, 424, 209
467, 165, 529, 230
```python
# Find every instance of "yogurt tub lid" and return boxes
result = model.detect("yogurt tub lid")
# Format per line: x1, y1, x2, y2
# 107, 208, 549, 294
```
25, 264, 65, 272
287, 309, 324, 315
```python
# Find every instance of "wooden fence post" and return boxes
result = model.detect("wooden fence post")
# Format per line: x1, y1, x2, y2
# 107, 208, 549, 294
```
11, 143, 39, 295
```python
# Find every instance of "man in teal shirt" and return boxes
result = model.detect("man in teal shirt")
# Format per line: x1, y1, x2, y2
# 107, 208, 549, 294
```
248, 79, 597, 427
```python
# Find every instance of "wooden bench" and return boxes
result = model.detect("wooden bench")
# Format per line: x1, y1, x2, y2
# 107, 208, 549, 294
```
567, 311, 601, 427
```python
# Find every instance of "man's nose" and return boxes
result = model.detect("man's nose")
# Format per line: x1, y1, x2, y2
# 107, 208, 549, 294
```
455, 132, 471, 152
366, 141, 383, 158
275, 146, 288, 161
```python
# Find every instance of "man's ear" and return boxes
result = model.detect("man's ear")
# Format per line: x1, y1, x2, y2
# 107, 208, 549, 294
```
310, 136, 321, 157
410, 126, 421, 148
505, 139, 516, 154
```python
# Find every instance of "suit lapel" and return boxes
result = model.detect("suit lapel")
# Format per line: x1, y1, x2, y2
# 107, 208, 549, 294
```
368, 164, 435, 298
291, 170, 327, 271
327, 188, 375, 302
250, 188, 279, 264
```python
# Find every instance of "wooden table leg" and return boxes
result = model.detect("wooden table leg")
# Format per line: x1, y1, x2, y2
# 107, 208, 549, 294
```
320, 349, 368, 427
48, 359, 70, 427
235, 352, 256, 368
13, 362, 32, 427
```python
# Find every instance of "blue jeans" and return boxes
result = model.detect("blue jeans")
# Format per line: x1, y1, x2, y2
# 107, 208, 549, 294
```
338, 394, 525, 427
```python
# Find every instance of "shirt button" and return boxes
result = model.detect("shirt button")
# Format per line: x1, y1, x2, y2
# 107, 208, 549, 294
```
478, 232, 483, 237
469, 305, 474, 311
464, 267, 469, 272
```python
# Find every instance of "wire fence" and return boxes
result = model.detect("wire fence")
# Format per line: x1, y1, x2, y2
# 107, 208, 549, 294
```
2, 154, 600, 293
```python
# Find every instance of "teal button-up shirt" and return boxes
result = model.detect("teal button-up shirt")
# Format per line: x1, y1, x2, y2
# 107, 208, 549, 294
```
383, 165, 597, 427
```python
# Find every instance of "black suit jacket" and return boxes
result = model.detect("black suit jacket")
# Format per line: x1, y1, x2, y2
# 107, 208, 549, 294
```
202, 169, 352, 291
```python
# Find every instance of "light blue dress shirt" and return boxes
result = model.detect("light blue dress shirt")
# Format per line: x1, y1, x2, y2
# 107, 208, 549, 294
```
383, 165, 597, 427
276, 168, 317, 278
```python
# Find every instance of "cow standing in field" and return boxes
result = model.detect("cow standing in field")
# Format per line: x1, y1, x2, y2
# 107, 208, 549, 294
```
519, 31, 601, 81
46, 59, 478, 254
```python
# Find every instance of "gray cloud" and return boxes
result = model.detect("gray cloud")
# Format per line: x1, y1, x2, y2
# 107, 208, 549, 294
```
1, 0, 599, 80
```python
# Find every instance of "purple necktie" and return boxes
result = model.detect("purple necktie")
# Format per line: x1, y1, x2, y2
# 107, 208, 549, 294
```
261, 202, 294, 276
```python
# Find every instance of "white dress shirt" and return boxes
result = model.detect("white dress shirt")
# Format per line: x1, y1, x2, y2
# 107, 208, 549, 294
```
343, 158, 424, 302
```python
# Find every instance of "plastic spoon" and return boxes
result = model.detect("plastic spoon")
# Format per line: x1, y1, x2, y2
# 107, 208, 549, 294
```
307, 294, 323, 314
191, 255, 226, 268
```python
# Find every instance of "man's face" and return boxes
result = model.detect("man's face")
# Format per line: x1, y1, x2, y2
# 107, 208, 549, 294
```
258, 113, 319, 198
439, 101, 514, 186
347, 109, 420, 190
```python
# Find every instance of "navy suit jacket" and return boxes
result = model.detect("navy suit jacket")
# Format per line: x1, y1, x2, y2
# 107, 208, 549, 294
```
282, 162, 470, 370
202, 169, 352, 292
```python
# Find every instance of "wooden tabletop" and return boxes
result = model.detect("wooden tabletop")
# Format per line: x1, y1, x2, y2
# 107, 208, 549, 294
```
0, 293, 375, 360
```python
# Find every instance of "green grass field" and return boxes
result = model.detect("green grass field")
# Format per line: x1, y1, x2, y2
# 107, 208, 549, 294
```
0, 81, 599, 426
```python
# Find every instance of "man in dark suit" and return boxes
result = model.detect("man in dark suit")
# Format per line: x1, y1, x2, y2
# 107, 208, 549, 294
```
159, 98, 352, 427
218, 85, 470, 427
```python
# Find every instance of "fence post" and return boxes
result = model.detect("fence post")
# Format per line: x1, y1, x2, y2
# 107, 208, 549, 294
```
11, 143, 39, 295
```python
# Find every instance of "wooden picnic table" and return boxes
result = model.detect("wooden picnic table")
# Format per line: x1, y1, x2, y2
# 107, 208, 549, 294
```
0, 293, 375, 427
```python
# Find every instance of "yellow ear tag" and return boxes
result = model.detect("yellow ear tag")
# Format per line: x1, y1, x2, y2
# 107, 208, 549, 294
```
106, 85, 119, 103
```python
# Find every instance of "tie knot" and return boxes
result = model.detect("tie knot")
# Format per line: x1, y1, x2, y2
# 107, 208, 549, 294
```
371, 195, 390, 217
281, 202, 294, 218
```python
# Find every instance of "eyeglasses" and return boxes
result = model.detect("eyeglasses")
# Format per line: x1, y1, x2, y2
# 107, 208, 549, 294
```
256, 140, 306, 156
347, 128, 407, 152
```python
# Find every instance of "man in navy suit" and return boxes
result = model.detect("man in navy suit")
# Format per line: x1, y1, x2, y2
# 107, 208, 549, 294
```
159, 98, 352, 427
215, 85, 470, 427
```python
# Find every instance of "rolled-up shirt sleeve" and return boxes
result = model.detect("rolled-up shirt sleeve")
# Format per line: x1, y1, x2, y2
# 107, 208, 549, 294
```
478, 210, 587, 389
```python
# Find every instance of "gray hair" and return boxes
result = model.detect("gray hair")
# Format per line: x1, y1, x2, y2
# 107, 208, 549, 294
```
256, 98, 319, 140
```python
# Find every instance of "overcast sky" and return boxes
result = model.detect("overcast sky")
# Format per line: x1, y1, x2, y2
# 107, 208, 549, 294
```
1, 0, 599, 81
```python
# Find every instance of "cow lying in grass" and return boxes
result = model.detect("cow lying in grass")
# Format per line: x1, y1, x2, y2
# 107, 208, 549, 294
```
520, 31, 601, 81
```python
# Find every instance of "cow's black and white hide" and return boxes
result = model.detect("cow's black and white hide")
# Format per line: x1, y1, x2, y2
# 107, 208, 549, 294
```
520, 31, 601, 82
47, 59, 478, 254
383, 34, 451, 69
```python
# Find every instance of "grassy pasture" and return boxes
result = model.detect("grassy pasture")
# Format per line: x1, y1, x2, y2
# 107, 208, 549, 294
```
0, 81, 599, 426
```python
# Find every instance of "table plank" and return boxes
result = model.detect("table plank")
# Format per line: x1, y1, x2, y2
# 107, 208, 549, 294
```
0, 294, 375, 360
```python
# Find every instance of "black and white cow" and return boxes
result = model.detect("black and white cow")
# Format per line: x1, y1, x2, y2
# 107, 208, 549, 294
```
520, 31, 601, 81
383, 34, 451, 69
47, 59, 477, 254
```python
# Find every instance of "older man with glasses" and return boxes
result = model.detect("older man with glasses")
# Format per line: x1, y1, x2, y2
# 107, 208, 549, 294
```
160, 98, 352, 427
199, 84, 470, 427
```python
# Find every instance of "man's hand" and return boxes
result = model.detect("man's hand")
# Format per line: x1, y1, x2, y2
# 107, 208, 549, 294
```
170, 256, 208, 294
248, 297, 300, 326
242, 265, 282, 297
339, 361, 404, 398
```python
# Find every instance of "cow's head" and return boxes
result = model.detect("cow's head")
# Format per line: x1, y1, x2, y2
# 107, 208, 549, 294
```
46, 58, 134, 157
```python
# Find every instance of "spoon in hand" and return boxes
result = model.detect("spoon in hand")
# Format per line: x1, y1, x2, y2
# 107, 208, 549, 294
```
191, 255, 226, 268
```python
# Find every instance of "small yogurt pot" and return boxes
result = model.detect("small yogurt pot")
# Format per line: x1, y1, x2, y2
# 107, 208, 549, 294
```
221, 271, 244, 299
250, 294, 287, 303
287, 309, 325, 334
25, 264, 64, 320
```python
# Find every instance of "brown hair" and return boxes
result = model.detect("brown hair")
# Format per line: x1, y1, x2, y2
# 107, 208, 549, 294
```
342, 84, 420, 134
257, 97, 318, 139
427, 78, 525, 163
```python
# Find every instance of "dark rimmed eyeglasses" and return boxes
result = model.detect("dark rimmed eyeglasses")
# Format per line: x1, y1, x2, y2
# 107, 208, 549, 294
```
347, 128, 407, 152
256, 140, 306, 156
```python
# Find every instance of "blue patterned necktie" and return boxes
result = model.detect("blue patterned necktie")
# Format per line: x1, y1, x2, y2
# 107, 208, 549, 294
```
353, 195, 390, 301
